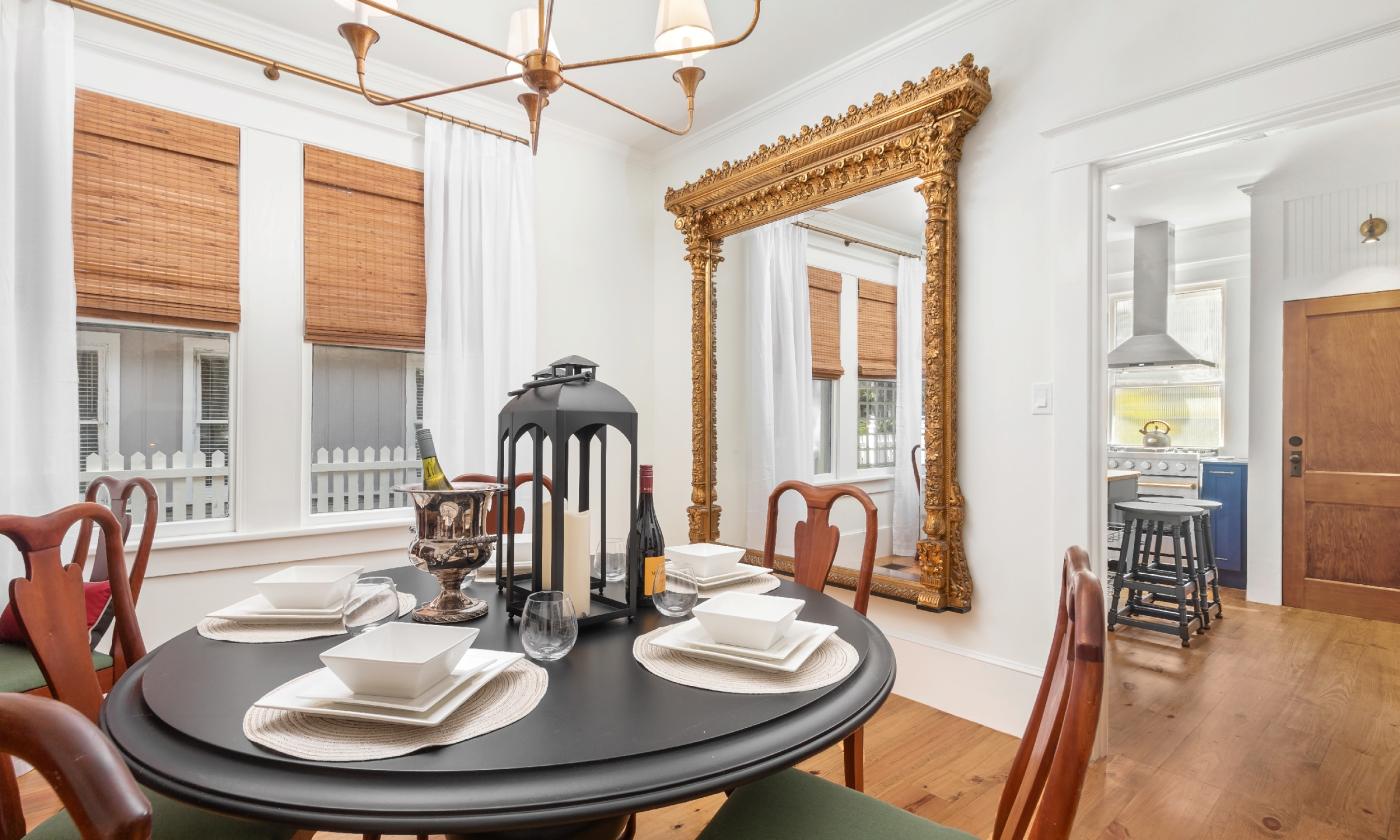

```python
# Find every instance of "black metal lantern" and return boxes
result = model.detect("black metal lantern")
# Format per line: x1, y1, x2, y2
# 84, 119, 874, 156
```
496, 356, 638, 626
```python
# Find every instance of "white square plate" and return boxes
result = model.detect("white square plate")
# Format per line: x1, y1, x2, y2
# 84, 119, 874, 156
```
665, 562, 770, 588
207, 594, 349, 624
684, 619, 837, 662
652, 619, 835, 673
253, 649, 523, 727
295, 648, 497, 712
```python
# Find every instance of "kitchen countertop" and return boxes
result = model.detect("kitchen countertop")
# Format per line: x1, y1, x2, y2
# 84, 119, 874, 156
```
1107, 469, 1141, 482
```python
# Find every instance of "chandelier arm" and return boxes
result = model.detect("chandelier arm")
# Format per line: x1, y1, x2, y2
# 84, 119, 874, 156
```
540, 0, 556, 53
560, 0, 760, 71
353, 67, 524, 107
560, 77, 696, 136
354, 0, 523, 66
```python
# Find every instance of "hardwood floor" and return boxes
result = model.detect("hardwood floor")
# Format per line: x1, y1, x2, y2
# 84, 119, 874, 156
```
17, 588, 1400, 838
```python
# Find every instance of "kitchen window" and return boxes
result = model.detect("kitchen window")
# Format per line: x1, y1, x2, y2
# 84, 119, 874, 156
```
1109, 284, 1225, 448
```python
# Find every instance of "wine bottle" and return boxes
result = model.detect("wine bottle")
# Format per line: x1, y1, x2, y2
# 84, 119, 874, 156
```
628, 464, 666, 600
416, 428, 454, 491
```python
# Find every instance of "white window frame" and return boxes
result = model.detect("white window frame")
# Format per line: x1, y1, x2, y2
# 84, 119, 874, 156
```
77, 330, 121, 464
1107, 280, 1227, 449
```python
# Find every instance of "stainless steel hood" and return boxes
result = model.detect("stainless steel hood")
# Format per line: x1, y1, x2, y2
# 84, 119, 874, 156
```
1107, 221, 1215, 369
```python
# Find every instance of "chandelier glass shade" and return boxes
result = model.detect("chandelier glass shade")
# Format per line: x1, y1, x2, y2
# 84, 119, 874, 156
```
334, 0, 761, 153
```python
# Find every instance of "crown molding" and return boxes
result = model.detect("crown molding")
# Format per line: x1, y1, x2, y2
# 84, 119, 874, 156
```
655, 0, 1018, 163
1042, 16, 1400, 139
73, 0, 643, 159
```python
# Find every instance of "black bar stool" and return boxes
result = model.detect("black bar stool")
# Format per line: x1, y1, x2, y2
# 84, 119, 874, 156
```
1139, 496, 1224, 624
1109, 500, 1205, 646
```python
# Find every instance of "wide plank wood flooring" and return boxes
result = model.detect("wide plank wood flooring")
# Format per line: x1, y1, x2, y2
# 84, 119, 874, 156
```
18, 589, 1400, 838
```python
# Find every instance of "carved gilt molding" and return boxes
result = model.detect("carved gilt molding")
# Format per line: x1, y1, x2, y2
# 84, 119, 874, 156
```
665, 55, 990, 612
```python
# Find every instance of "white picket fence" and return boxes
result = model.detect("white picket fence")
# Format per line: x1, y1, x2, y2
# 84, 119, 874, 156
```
79, 450, 230, 525
311, 446, 422, 514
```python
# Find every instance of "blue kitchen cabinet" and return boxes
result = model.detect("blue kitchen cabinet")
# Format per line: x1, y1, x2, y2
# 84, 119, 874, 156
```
1201, 459, 1248, 589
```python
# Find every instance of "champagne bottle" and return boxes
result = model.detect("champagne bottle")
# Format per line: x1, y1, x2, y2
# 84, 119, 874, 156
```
628, 464, 666, 600
416, 428, 454, 491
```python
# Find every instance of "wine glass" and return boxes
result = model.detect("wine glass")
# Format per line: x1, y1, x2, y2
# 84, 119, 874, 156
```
652, 563, 698, 617
603, 537, 627, 582
344, 576, 398, 634
520, 591, 579, 661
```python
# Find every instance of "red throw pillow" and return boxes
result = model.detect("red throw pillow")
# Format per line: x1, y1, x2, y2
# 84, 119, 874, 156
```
0, 580, 113, 644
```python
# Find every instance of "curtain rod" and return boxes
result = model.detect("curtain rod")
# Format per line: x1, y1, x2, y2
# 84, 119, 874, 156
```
794, 221, 921, 259
56, 0, 529, 147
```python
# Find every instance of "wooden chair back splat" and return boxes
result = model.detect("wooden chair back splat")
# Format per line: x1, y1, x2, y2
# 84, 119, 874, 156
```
0, 504, 147, 723
74, 477, 159, 658
993, 546, 1105, 840
762, 480, 879, 615
454, 473, 554, 536
0, 693, 152, 840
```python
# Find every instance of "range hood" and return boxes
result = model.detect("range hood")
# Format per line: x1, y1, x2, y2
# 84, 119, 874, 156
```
1107, 221, 1215, 369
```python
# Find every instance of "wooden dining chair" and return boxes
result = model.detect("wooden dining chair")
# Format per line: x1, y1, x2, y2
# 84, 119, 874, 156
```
762, 479, 879, 790
1, 478, 158, 699
453, 472, 554, 536
0, 692, 152, 840
697, 546, 1106, 840
0, 504, 304, 840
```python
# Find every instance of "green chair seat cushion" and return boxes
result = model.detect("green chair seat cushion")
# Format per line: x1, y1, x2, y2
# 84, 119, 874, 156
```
26, 786, 300, 840
697, 769, 978, 840
0, 643, 112, 694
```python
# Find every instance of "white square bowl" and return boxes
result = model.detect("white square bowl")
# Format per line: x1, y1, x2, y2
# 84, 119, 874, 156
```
667, 543, 745, 579
692, 591, 804, 650
253, 565, 363, 610
319, 623, 479, 699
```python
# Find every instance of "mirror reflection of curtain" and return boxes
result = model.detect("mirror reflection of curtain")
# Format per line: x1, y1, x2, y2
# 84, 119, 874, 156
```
892, 254, 925, 556
744, 221, 813, 544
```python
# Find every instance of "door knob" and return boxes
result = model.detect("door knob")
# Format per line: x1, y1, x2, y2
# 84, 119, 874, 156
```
1289, 450, 1303, 477
1289, 453, 1302, 464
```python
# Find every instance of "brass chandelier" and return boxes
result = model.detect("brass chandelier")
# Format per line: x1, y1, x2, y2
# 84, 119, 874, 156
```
334, 0, 762, 153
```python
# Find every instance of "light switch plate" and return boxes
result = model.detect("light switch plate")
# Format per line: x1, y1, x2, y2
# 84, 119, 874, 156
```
1031, 382, 1053, 415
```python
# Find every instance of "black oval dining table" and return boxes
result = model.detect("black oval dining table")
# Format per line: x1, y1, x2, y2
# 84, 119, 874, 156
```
100, 565, 896, 838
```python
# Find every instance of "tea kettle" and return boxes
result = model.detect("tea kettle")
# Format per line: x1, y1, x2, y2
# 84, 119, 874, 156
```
1139, 420, 1172, 448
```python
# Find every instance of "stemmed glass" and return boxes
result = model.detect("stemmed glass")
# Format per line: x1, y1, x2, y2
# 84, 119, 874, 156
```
343, 575, 399, 634
652, 564, 698, 617
520, 591, 579, 661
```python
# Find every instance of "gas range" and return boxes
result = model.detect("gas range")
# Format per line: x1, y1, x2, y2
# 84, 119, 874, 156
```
1107, 446, 1217, 498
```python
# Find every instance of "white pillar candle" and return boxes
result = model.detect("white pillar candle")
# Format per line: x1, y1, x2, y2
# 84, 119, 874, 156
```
539, 500, 592, 618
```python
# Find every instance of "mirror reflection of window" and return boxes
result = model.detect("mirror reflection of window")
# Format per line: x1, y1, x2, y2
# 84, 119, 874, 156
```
812, 379, 835, 475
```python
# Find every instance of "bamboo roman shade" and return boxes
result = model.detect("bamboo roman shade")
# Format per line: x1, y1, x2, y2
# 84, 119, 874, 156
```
303, 145, 425, 349
857, 279, 897, 378
808, 267, 844, 379
73, 90, 240, 330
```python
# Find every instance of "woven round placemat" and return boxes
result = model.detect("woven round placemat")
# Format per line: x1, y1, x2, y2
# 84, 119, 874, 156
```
632, 625, 859, 694
243, 659, 547, 761
198, 591, 417, 644
696, 572, 780, 599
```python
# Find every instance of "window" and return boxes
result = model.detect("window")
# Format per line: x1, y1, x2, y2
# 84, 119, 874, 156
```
857, 379, 897, 469
310, 345, 424, 514
812, 379, 835, 475
76, 331, 119, 471
1110, 284, 1225, 449
77, 324, 233, 526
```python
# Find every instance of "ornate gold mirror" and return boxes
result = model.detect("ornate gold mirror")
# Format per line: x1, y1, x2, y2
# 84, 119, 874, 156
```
664, 55, 990, 611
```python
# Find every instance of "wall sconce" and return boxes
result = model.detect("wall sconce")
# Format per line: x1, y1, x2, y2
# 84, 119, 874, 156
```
1360, 214, 1388, 245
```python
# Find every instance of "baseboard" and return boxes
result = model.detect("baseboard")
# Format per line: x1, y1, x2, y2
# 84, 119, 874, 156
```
884, 634, 1042, 736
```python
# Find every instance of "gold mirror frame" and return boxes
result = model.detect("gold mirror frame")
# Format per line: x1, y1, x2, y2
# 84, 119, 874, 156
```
664, 54, 991, 612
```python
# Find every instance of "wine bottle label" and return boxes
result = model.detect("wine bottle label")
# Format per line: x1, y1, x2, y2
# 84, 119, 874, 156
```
642, 555, 666, 595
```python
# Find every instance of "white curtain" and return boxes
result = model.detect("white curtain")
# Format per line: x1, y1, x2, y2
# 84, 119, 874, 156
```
0, 0, 77, 603
744, 220, 813, 543
423, 120, 537, 477
892, 254, 925, 556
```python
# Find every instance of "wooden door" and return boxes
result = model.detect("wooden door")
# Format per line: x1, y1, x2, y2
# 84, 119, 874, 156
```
1283, 289, 1400, 621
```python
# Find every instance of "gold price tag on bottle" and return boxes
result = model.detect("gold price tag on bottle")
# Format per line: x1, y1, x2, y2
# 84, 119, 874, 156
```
643, 555, 666, 595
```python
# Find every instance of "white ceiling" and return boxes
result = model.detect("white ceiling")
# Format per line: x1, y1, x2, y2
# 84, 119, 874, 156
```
819, 179, 925, 241
1104, 102, 1400, 237
211, 0, 957, 150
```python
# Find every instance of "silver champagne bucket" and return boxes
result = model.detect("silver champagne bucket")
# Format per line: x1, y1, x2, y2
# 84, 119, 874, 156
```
398, 482, 506, 623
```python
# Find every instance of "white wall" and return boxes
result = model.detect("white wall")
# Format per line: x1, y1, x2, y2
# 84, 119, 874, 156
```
70, 4, 655, 645
1247, 119, 1400, 605
649, 0, 1400, 734
1106, 218, 1251, 456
